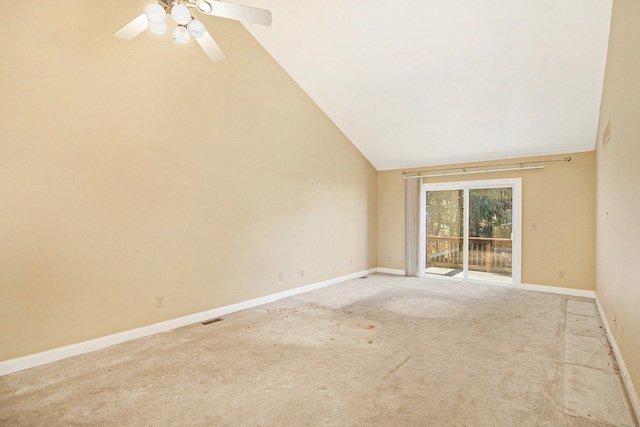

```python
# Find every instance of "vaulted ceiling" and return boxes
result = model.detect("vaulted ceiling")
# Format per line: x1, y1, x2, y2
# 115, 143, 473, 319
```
239, 0, 613, 170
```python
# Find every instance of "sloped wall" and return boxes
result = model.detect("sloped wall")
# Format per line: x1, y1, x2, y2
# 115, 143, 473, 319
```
0, 1, 377, 360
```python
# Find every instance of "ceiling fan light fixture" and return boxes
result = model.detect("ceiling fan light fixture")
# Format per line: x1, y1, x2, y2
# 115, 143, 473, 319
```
115, 0, 271, 61
171, 4, 192, 25
196, 1, 213, 14
145, 2, 167, 24
187, 19, 205, 38
149, 21, 168, 35
173, 25, 191, 44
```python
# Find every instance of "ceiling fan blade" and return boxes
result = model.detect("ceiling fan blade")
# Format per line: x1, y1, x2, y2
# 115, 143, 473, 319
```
203, 1, 272, 26
196, 30, 226, 62
114, 13, 149, 40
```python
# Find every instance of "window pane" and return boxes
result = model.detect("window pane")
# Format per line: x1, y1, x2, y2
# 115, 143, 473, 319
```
425, 190, 464, 277
468, 188, 512, 283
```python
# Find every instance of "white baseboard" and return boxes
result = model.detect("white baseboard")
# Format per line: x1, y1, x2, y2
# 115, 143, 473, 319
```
375, 268, 405, 275
595, 295, 640, 421
518, 282, 596, 299
0, 268, 376, 376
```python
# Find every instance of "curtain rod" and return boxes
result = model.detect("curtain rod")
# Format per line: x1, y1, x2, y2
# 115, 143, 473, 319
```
402, 156, 571, 178
403, 165, 544, 179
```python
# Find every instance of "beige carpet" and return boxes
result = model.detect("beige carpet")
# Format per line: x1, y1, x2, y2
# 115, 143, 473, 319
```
0, 274, 637, 426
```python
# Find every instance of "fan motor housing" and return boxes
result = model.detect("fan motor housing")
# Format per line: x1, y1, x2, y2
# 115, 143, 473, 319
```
158, 0, 213, 14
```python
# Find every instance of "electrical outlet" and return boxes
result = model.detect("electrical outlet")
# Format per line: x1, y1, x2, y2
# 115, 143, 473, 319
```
350, 259, 353, 266
558, 270, 564, 278
300, 270, 304, 277
279, 273, 284, 282
155, 296, 164, 308
530, 223, 537, 231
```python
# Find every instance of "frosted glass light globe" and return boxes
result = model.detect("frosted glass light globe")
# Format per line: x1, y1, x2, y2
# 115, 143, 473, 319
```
171, 4, 192, 25
187, 19, 205, 38
149, 21, 167, 36
145, 2, 166, 24
173, 26, 191, 44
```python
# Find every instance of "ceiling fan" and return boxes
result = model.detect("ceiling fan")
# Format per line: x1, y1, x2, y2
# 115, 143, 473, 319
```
114, 0, 272, 62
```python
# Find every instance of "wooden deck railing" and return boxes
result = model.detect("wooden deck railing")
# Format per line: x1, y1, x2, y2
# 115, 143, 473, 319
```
427, 236, 512, 274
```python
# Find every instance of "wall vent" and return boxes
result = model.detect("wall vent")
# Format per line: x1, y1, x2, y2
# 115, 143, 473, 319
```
602, 117, 612, 149
201, 318, 223, 325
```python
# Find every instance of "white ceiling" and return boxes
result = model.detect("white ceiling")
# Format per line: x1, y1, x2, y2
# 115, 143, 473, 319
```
238, 0, 612, 170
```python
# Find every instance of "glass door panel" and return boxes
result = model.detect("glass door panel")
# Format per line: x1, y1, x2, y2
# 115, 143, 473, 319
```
467, 188, 513, 283
425, 190, 464, 278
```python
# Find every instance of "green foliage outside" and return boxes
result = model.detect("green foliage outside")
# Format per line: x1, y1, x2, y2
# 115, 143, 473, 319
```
469, 188, 512, 238
426, 190, 463, 237
426, 188, 512, 239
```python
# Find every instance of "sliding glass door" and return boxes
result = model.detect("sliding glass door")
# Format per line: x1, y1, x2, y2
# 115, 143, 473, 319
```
423, 179, 520, 285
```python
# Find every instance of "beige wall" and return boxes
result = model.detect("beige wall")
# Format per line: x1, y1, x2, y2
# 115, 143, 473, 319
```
0, 1, 377, 361
595, 0, 640, 401
377, 152, 596, 290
